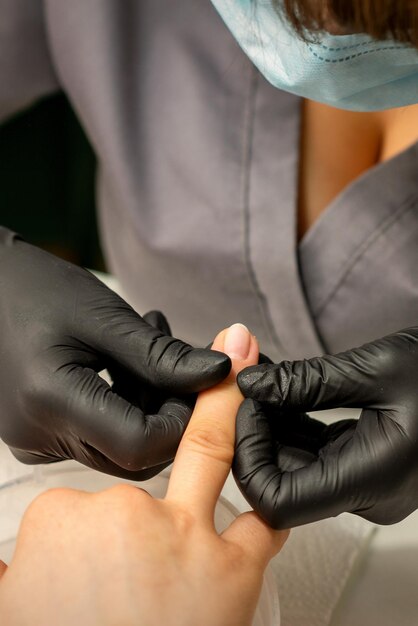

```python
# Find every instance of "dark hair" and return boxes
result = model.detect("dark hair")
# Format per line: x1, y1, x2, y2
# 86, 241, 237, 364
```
274, 0, 418, 46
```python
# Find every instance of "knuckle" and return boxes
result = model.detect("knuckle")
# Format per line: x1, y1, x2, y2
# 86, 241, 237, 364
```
31, 487, 72, 507
171, 506, 196, 534
99, 484, 151, 511
96, 484, 153, 528
101, 483, 147, 500
23, 488, 74, 522
183, 425, 234, 465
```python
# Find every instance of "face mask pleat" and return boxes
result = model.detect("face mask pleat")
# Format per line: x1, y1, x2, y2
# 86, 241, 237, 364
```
211, 0, 418, 110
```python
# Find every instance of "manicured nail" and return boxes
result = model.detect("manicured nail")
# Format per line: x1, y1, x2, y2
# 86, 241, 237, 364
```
224, 323, 251, 361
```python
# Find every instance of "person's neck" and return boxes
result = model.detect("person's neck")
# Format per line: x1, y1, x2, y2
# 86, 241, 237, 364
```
376, 103, 418, 163
297, 99, 418, 242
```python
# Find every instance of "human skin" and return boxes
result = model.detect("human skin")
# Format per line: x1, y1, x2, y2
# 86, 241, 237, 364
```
297, 99, 418, 241
0, 324, 288, 626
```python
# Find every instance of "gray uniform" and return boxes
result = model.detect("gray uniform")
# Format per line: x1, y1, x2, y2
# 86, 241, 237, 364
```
2, 0, 418, 362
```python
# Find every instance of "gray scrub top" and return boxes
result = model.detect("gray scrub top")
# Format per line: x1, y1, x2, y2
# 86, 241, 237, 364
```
1, 0, 418, 363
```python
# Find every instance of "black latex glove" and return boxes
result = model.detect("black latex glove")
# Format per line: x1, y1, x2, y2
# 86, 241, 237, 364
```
234, 328, 418, 529
0, 228, 230, 479
111, 309, 197, 438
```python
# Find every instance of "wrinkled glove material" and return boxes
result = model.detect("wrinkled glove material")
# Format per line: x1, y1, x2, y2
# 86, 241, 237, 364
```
235, 328, 418, 528
0, 227, 230, 479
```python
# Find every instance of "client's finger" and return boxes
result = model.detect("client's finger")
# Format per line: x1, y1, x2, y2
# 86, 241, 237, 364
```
222, 511, 289, 569
0, 560, 8, 579
166, 324, 258, 521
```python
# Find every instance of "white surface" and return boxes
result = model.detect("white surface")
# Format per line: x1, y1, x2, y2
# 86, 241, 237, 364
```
316, 409, 418, 625
332, 511, 418, 626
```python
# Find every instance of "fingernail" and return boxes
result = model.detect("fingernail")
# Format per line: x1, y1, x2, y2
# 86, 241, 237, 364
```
224, 323, 251, 361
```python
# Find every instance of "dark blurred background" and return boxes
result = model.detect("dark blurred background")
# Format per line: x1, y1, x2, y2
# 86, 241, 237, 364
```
0, 93, 104, 270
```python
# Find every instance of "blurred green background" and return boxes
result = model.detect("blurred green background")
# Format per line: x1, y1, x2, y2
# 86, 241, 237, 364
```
0, 93, 104, 270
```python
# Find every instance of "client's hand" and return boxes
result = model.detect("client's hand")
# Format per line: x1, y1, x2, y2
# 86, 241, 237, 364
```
0, 324, 288, 626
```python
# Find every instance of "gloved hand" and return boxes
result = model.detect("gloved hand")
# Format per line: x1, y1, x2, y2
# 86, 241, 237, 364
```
0, 228, 230, 479
234, 327, 418, 528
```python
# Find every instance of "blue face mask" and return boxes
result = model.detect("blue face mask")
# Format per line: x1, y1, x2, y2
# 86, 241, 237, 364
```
211, 0, 418, 111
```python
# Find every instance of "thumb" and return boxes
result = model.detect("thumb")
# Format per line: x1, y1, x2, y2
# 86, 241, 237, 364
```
237, 344, 382, 411
0, 561, 7, 579
84, 294, 231, 394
